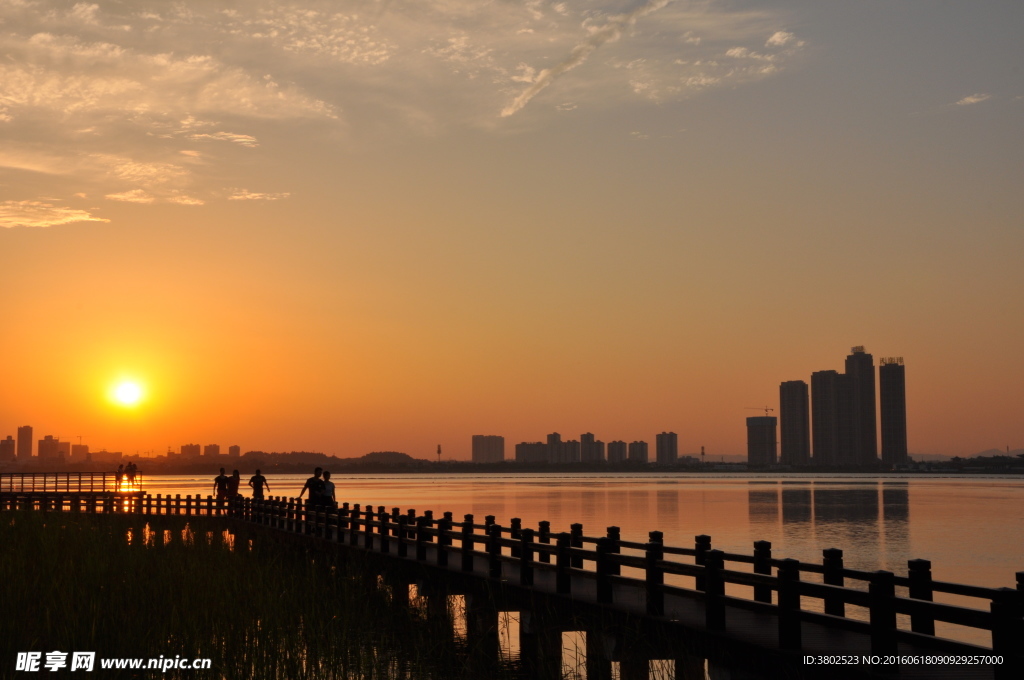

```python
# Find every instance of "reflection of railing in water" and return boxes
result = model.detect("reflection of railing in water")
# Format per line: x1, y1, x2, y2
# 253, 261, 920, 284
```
0, 471, 144, 494
4, 492, 1022, 679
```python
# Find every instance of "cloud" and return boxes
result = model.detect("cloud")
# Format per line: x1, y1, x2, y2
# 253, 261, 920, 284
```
955, 93, 991, 106
227, 189, 291, 201
766, 31, 797, 47
0, 200, 109, 228
188, 132, 259, 147
501, 0, 673, 117
0, 1, 804, 218
105, 189, 155, 203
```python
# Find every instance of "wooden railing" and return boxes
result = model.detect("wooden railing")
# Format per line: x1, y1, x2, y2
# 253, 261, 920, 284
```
4, 492, 1021, 677
230, 497, 1023, 668
0, 472, 143, 494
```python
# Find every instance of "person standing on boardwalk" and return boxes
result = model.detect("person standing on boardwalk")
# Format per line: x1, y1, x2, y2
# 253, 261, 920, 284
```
227, 470, 242, 499
322, 470, 336, 508
213, 468, 230, 500
115, 464, 125, 490
249, 470, 270, 500
298, 467, 326, 508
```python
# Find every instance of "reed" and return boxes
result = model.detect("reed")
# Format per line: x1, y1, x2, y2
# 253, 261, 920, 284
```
0, 512, 507, 679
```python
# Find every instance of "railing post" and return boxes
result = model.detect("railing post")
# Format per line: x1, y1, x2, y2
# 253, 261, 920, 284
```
991, 587, 1024, 680
752, 540, 772, 603
570, 523, 583, 568
555, 532, 571, 595
538, 521, 551, 564
907, 558, 934, 634
596, 536, 613, 604
364, 505, 376, 549
606, 526, 621, 576
510, 517, 522, 558
379, 509, 391, 554
777, 558, 802, 651
461, 514, 475, 572
868, 570, 898, 658
437, 513, 452, 567
349, 504, 361, 545
694, 535, 711, 591
487, 523, 502, 579
705, 549, 726, 631
823, 548, 845, 617
339, 502, 350, 533
397, 513, 409, 558
416, 514, 428, 561
646, 531, 664, 617
520, 528, 535, 587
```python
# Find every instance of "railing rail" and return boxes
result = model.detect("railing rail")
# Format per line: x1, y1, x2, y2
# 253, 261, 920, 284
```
0, 471, 144, 494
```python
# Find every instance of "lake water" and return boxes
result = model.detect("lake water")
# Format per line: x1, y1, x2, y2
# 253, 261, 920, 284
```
130, 472, 1024, 661
141, 472, 1023, 589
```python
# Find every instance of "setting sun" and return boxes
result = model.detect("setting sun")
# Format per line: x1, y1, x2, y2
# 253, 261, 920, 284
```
112, 381, 144, 407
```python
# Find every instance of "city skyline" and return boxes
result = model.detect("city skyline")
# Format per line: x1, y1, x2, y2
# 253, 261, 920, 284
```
2, 1, 1022, 460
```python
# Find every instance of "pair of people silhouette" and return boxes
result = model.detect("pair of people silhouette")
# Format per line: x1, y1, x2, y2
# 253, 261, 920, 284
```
298, 467, 336, 508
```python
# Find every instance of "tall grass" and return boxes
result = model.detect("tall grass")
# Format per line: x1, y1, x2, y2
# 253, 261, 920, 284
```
0, 512, 505, 679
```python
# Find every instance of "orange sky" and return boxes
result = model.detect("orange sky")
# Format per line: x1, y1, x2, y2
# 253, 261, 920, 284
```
2, 1, 1023, 459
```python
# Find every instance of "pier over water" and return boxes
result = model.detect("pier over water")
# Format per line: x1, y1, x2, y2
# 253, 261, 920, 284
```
2, 485, 1021, 679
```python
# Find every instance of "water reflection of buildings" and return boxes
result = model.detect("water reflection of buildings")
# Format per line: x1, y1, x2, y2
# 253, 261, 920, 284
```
748, 481, 910, 571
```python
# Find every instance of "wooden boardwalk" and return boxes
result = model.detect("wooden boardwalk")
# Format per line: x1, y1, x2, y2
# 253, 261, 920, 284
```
3, 490, 1021, 680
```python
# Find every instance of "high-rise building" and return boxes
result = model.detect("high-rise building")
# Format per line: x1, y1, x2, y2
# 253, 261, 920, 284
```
203, 444, 221, 457
811, 370, 856, 466
655, 432, 678, 465
607, 440, 627, 464
17, 425, 32, 460
38, 435, 59, 459
0, 436, 15, 461
71, 444, 89, 460
580, 433, 605, 463
228, 445, 241, 457
56, 441, 71, 459
627, 441, 648, 463
746, 417, 777, 466
779, 380, 810, 466
845, 346, 878, 465
472, 435, 505, 463
879, 357, 908, 467
180, 443, 201, 457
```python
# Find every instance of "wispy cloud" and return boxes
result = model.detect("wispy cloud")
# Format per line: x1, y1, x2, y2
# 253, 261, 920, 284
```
0, 200, 108, 228
955, 93, 991, 106
0, 1, 803, 218
501, 0, 673, 117
227, 189, 291, 201
187, 132, 259, 147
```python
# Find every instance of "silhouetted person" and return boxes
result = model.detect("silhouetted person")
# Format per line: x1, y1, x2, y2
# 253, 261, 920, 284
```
298, 467, 326, 508
249, 470, 270, 500
322, 470, 336, 508
115, 464, 124, 490
125, 462, 137, 487
228, 470, 241, 499
213, 468, 230, 500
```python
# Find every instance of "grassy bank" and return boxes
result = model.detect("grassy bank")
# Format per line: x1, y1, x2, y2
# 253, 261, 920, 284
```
0, 512, 490, 679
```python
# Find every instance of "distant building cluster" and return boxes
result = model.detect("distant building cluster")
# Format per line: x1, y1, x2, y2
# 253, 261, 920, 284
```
472, 431, 696, 466
747, 346, 908, 468
170, 443, 242, 459
0, 424, 120, 464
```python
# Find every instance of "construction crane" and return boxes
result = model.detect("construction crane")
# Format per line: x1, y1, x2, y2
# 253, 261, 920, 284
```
745, 406, 775, 416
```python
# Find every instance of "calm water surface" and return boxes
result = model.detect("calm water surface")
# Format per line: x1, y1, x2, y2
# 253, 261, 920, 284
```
142, 472, 1024, 590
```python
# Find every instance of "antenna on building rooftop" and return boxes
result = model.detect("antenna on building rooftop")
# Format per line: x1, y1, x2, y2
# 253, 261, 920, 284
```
745, 406, 775, 417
